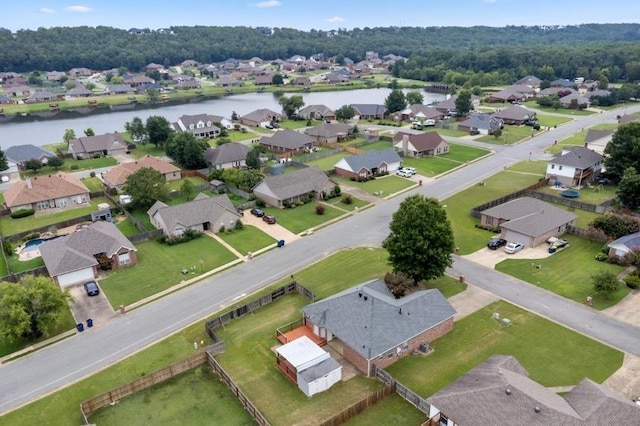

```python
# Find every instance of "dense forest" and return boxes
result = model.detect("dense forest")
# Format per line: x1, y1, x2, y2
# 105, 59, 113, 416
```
2, 24, 640, 82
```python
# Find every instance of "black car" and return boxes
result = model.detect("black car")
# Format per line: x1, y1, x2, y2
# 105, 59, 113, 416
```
487, 237, 507, 250
84, 280, 100, 297
262, 214, 276, 224
250, 208, 265, 217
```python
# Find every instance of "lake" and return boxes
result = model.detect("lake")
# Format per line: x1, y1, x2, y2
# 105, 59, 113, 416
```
0, 88, 446, 149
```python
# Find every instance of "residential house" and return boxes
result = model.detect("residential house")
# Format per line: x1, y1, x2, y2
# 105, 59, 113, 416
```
292, 76, 311, 86
301, 279, 455, 376
515, 75, 542, 88
68, 67, 92, 78
486, 85, 535, 103
65, 86, 93, 98
26, 91, 57, 103
3, 173, 90, 213
457, 113, 503, 135
144, 63, 164, 73
148, 193, 241, 236
40, 221, 138, 288
208, 115, 233, 130
480, 197, 577, 248
298, 105, 336, 122
546, 146, 603, 187
559, 92, 590, 108
45, 71, 66, 82
5, 85, 33, 97
102, 155, 182, 192
434, 95, 481, 115
104, 84, 134, 95
171, 114, 221, 138
181, 59, 200, 68
537, 87, 577, 97
551, 78, 577, 88
254, 75, 273, 85
260, 130, 316, 156
252, 166, 333, 208
393, 104, 444, 122
68, 132, 127, 159
325, 73, 349, 84
5, 144, 56, 170
215, 76, 241, 87
427, 355, 640, 426
350, 104, 386, 120
204, 143, 249, 170
240, 108, 281, 127
393, 132, 449, 157
275, 336, 342, 397
175, 80, 200, 90
334, 148, 402, 179
124, 74, 155, 87
584, 129, 614, 154
607, 231, 640, 260
492, 105, 536, 125
304, 123, 353, 143
584, 89, 611, 99
0, 94, 12, 104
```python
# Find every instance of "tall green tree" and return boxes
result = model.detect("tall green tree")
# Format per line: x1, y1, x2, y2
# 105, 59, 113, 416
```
0, 149, 9, 171
24, 158, 43, 172
181, 179, 195, 201
272, 74, 284, 86
617, 167, 640, 209
591, 271, 620, 300
454, 90, 473, 116
123, 167, 169, 210
604, 122, 640, 180
384, 89, 406, 114
146, 88, 160, 103
245, 148, 261, 170
47, 155, 64, 170
405, 91, 424, 105
84, 128, 95, 137
145, 115, 173, 148
382, 195, 455, 285
0, 275, 71, 342
125, 116, 147, 145
335, 105, 355, 121
164, 132, 208, 169
62, 128, 76, 144
278, 95, 305, 119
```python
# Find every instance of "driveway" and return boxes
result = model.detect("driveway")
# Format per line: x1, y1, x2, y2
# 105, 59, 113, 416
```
241, 209, 299, 243
463, 243, 554, 269
112, 152, 136, 164
68, 282, 116, 327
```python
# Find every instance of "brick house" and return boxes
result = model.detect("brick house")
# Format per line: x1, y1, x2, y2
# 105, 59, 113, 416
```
3, 173, 90, 213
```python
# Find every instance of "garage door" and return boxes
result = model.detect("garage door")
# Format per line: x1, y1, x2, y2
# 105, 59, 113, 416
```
57, 268, 95, 288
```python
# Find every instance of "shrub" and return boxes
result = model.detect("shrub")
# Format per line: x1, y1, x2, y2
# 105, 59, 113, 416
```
595, 253, 608, 261
3, 240, 13, 256
341, 194, 353, 205
315, 204, 325, 215
283, 200, 291, 208
350, 177, 356, 181
297, 200, 305, 206
255, 198, 266, 208
219, 225, 225, 233
235, 220, 243, 230
333, 185, 341, 196
11, 209, 35, 219
24, 232, 41, 241
624, 274, 640, 290
70, 164, 79, 170
158, 229, 203, 245
89, 171, 96, 178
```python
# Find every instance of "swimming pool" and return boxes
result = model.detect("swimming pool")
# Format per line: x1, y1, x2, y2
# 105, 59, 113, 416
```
22, 236, 64, 253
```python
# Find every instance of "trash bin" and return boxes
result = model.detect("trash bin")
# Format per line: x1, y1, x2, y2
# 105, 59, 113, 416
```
86, 318, 93, 328
278, 239, 285, 248
76, 323, 84, 332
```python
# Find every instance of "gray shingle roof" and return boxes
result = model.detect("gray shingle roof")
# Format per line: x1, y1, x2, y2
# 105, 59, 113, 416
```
68, 133, 126, 155
341, 148, 401, 172
350, 104, 386, 116
458, 113, 503, 131
304, 123, 352, 139
260, 130, 315, 150
204, 143, 249, 166
298, 357, 341, 382
242, 108, 280, 123
482, 197, 577, 237
254, 166, 330, 201
551, 146, 602, 169
516, 75, 542, 86
303, 279, 456, 360
6, 144, 55, 163
40, 221, 136, 276
607, 231, 640, 251
493, 105, 535, 121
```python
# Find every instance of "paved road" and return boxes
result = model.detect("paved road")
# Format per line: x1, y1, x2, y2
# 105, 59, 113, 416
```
2, 106, 640, 415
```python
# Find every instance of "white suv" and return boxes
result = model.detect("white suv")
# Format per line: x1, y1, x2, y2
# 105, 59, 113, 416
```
396, 169, 412, 178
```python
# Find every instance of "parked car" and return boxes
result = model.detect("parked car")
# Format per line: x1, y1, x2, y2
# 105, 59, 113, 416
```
402, 167, 417, 175
504, 242, 524, 254
487, 237, 507, 250
84, 280, 100, 297
548, 238, 569, 253
396, 169, 413, 178
250, 208, 265, 217
262, 214, 276, 224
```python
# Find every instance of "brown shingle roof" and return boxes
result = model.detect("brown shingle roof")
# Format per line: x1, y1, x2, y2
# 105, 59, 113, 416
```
103, 155, 181, 187
393, 131, 446, 152
4, 173, 89, 208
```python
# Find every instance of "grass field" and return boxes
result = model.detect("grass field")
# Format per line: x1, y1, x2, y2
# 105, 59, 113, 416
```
262, 201, 344, 234
303, 152, 349, 170
534, 184, 617, 205
546, 123, 618, 154
115, 218, 139, 237
99, 237, 237, 308
334, 175, 415, 197
89, 367, 255, 425
323, 195, 370, 212
20, 157, 117, 177
217, 225, 276, 255
477, 125, 538, 144
536, 114, 573, 128
386, 300, 623, 396
344, 394, 426, 425
80, 176, 104, 192
495, 236, 627, 310
523, 101, 595, 116
165, 176, 208, 191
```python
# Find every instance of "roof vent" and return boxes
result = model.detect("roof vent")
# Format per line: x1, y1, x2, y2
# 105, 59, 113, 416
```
363, 296, 368, 301
534, 406, 541, 414
505, 388, 511, 395
358, 292, 362, 298
399, 308, 402, 315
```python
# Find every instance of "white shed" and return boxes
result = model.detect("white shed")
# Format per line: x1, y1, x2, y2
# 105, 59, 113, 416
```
276, 336, 342, 397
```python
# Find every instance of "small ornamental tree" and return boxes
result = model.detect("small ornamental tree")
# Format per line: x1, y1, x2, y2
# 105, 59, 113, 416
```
591, 271, 620, 299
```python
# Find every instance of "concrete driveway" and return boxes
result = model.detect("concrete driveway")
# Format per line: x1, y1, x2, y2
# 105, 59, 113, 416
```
463, 243, 554, 269
241, 209, 299, 243
68, 282, 115, 327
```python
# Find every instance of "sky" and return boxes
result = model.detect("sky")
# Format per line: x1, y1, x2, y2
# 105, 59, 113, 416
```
3, 1, 640, 32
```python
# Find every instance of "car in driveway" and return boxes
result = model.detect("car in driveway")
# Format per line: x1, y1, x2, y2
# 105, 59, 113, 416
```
262, 214, 276, 224
504, 242, 524, 254
548, 238, 569, 253
402, 167, 416, 175
250, 208, 265, 217
487, 237, 507, 250
84, 280, 100, 297
396, 169, 413, 178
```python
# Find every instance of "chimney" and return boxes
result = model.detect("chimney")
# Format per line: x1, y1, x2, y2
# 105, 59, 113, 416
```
402, 134, 409, 156
25, 177, 32, 189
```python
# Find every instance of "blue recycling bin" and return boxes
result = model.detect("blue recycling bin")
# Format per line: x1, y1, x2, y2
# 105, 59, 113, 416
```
278, 239, 285, 248
76, 323, 84, 332
86, 318, 93, 328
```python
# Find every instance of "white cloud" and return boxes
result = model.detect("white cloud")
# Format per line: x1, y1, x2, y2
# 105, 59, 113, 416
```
326, 16, 345, 23
39, 8, 55, 14
254, 0, 281, 8
64, 5, 94, 13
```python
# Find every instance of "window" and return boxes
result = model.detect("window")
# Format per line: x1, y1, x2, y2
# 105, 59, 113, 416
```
189, 124, 195, 129
118, 252, 131, 265
559, 166, 563, 170
551, 164, 555, 169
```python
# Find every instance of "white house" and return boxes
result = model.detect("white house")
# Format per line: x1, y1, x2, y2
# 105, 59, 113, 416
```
545, 146, 603, 187
275, 336, 342, 397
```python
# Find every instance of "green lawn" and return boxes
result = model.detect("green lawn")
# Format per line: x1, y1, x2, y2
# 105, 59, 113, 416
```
344, 394, 426, 425
533, 184, 617, 205
386, 301, 623, 397
80, 176, 104, 192
278, 119, 309, 130
547, 123, 618, 155
226, 130, 257, 142
360, 140, 393, 151
20, 157, 117, 177
334, 175, 415, 197
129, 144, 166, 159
323, 195, 370, 212
426, 128, 470, 137
217, 225, 276, 255
127, 209, 154, 231
115, 218, 139, 237
99, 237, 237, 308
523, 101, 596, 116
166, 176, 208, 191
477, 125, 538, 144
495, 236, 628, 310
535, 114, 573, 128
262, 202, 344, 234
443, 167, 545, 254
89, 367, 254, 426
0, 197, 110, 236
303, 152, 349, 170
6, 254, 44, 274
505, 159, 547, 175
444, 143, 492, 162
402, 156, 464, 178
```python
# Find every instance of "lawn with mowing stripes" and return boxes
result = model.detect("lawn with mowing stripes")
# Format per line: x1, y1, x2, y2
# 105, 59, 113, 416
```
536, 113, 573, 128
386, 301, 623, 396
217, 225, 276, 255
263, 202, 344, 234
303, 152, 349, 170
323, 195, 370, 212
334, 175, 415, 197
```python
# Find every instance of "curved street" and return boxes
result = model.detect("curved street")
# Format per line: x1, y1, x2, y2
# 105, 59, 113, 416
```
1, 105, 640, 415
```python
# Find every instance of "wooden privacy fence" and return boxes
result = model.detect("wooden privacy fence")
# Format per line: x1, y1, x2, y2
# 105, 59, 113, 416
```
372, 365, 431, 414
319, 384, 395, 426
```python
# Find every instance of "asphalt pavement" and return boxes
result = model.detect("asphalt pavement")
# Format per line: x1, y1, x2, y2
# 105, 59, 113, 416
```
1, 105, 640, 415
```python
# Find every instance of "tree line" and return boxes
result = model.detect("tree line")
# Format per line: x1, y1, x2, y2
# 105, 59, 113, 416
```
2, 24, 640, 82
